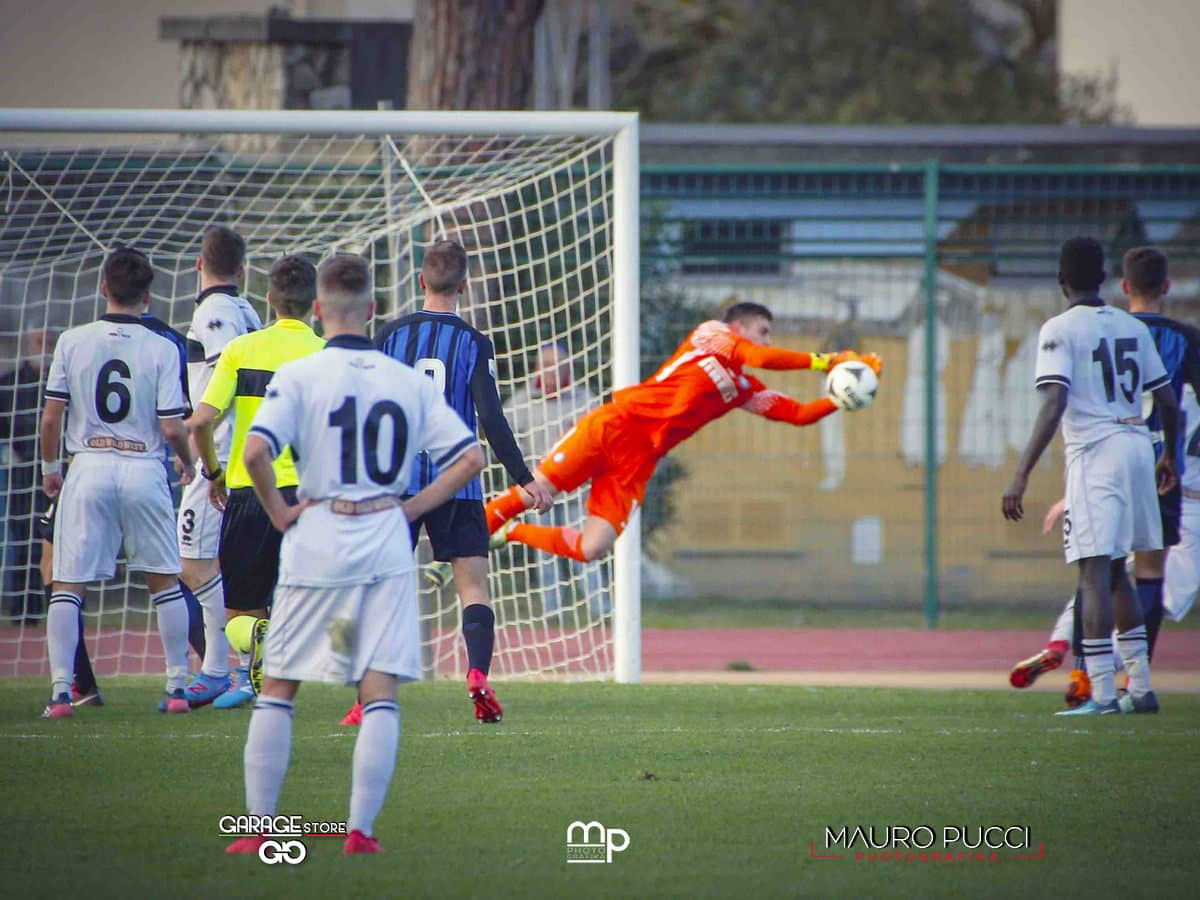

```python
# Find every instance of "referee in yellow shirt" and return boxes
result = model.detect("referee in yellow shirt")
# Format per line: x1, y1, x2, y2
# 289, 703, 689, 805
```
189, 254, 325, 708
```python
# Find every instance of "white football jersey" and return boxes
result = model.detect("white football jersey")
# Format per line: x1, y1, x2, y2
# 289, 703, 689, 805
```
1181, 385, 1200, 493
248, 334, 477, 587
187, 287, 262, 459
1035, 303, 1169, 455
45, 313, 187, 459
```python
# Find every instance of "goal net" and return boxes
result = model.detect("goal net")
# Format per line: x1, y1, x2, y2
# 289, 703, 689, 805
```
0, 109, 640, 684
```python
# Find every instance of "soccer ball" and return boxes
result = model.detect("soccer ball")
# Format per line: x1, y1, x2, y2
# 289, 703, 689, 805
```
825, 360, 878, 411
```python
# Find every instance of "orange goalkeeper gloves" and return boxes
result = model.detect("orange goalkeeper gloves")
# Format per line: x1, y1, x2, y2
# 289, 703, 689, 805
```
812, 349, 884, 376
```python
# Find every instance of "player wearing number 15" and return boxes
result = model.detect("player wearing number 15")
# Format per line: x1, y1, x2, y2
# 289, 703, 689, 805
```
38, 247, 197, 717
1002, 237, 1180, 716
228, 254, 484, 855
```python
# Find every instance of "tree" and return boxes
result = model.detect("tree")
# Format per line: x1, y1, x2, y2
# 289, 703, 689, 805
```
610, 0, 1128, 125
408, 0, 546, 109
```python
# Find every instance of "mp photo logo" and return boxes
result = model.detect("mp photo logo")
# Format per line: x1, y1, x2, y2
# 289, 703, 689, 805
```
566, 820, 630, 864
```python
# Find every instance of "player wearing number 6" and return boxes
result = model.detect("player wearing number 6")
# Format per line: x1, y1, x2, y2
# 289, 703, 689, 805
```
1002, 237, 1179, 716
227, 255, 484, 856
360, 239, 552, 726
38, 247, 196, 717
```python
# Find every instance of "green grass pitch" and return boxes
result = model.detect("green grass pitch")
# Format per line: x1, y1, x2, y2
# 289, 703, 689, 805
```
3, 678, 1198, 899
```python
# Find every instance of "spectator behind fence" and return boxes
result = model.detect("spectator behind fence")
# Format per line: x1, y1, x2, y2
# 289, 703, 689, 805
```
504, 343, 609, 615
1, 328, 58, 622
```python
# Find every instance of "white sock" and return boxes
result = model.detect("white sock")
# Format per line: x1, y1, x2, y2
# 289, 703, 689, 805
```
151, 586, 189, 692
194, 575, 230, 678
239, 651, 251, 667
47, 593, 82, 697
1116, 625, 1152, 695
1049, 595, 1075, 647
245, 697, 294, 816
1082, 637, 1116, 704
348, 699, 400, 837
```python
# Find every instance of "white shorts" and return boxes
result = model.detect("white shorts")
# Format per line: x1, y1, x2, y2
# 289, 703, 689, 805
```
263, 573, 420, 685
1062, 432, 1161, 564
53, 453, 181, 582
1164, 495, 1200, 621
177, 461, 223, 559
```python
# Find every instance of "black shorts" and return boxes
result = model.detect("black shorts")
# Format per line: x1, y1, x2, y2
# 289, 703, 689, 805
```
408, 498, 489, 562
1160, 483, 1182, 547
219, 485, 298, 611
36, 500, 57, 543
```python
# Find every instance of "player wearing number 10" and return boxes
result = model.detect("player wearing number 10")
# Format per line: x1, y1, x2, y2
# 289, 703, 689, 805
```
228, 254, 484, 856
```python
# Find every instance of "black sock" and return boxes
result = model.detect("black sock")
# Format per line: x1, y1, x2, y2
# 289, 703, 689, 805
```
74, 609, 97, 695
462, 604, 495, 675
1136, 577, 1165, 661
1071, 589, 1084, 661
182, 582, 206, 659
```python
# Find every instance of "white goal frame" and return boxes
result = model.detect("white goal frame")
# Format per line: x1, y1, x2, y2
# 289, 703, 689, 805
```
0, 107, 642, 684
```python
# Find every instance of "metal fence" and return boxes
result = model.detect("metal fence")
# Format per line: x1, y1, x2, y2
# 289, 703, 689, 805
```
640, 163, 1200, 620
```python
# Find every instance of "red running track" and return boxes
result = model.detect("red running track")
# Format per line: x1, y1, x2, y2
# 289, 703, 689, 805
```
3, 626, 1198, 678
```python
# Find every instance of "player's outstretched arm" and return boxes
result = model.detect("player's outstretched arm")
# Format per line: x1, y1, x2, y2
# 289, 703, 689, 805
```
1002, 384, 1068, 522
39, 398, 66, 499
404, 445, 486, 522
743, 388, 839, 426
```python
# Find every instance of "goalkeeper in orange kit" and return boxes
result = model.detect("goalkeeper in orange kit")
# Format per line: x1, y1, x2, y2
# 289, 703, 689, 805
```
485, 302, 883, 563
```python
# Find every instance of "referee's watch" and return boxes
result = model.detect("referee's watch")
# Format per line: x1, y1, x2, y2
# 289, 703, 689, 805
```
201, 464, 224, 481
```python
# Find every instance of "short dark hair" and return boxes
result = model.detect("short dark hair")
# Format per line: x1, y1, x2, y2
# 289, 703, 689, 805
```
1058, 236, 1106, 292
201, 225, 246, 280
1123, 246, 1169, 297
268, 254, 317, 318
103, 246, 154, 306
317, 254, 371, 300
422, 239, 468, 293
723, 301, 773, 325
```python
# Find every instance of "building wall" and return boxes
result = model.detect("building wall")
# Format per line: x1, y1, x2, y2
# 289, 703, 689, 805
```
0, 0, 410, 109
1060, 0, 1200, 126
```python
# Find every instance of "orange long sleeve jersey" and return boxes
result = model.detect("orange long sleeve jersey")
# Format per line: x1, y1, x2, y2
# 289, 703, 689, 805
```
611, 320, 837, 456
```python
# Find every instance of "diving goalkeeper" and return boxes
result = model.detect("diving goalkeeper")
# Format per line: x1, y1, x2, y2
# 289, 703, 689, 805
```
485, 302, 882, 562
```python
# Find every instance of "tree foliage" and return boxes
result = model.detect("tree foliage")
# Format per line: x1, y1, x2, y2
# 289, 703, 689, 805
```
612, 0, 1127, 125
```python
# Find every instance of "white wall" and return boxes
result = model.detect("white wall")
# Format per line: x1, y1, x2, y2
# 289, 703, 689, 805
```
1060, 0, 1200, 126
0, 0, 411, 110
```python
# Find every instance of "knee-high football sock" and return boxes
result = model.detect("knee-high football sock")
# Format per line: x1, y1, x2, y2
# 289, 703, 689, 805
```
151, 587, 189, 693
1135, 577, 1165, 660
486, 485, 530, 533
462, 604, 495, 675
509, 523, 588, 562
1116, 625, 1152, 696
244, 697, 294, 815
348, 699, 400, 837
1047, 594, 1074, 656
181, 582, 206, 660
47, 592, 83, 697
73, 608, 97, 695
1081, 637, 1116, 704
194, 575, 229, 678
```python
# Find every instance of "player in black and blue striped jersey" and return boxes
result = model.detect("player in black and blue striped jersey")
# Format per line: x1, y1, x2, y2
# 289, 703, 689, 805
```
355, 240, 552, 726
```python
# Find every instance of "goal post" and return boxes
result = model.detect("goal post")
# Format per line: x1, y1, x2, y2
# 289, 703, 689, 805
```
0, 107, 641, 684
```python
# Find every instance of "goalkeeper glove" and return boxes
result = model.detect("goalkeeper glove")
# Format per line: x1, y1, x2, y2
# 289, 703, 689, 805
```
811, 349, 861, 372
858, 352, 883, 376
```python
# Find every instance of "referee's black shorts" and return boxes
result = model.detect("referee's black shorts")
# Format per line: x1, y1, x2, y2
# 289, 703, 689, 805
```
219, 485, 298, 611
408, 498, 489, 561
